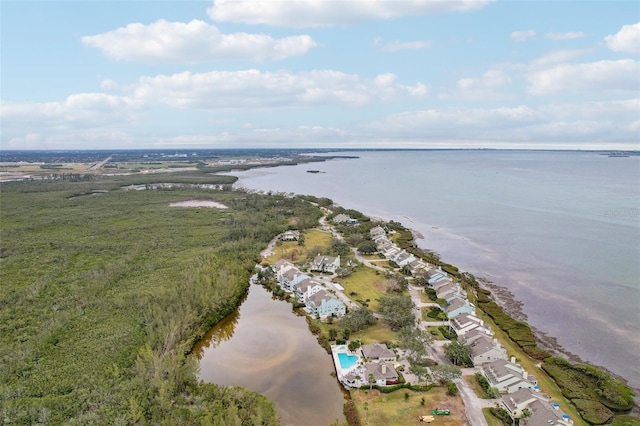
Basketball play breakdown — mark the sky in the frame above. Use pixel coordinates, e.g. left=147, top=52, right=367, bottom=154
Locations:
left=1, top=0, right=639, bottom=150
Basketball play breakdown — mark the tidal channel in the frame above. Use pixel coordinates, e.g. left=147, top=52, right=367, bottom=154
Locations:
left=194, top=282, right=347, bottom=426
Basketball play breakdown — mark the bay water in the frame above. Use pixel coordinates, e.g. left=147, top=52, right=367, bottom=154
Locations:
left=225, top=150, right=640, bottom=389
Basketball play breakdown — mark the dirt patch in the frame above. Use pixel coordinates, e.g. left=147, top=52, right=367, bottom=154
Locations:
left=169, top=200, right=228, bottom=209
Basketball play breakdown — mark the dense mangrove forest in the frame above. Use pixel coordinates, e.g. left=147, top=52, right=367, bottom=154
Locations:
left=0, top=173, right=322, bottom=424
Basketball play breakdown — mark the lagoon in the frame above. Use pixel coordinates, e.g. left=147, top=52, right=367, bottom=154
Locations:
left=194, top=283, right=347, bottom=426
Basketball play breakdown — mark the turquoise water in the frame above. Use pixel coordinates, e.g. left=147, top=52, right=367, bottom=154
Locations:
left=225, top=150, right=640, bottom=388
left=338, top=352, right=359, bottom=370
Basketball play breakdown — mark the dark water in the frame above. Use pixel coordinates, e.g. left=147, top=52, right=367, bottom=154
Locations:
left=223, top=150, right=640, bottom=388
left=194, top=283, right=347, bottom=426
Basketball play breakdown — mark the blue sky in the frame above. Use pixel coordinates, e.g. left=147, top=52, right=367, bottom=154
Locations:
left=1, top=0, right=639, bottom=150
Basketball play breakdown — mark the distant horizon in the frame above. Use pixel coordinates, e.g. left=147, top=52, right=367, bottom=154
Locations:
left=1, top=147, right=639, bottom=154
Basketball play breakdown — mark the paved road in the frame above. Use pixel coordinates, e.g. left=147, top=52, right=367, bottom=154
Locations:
left=89, top=155, right=112, bottom=170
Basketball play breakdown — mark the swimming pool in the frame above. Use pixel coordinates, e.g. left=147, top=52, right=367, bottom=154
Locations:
left=338, top=352, right=359, bottom=370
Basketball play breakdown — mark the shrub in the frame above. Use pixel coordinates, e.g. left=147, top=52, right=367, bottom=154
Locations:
left=610, top=415, right=640, bottom=426
left=573, top=399, right=614, bottom=425
left=343, top=400, right=362, bottom=426
left=446, top=381, right=458, bottom=396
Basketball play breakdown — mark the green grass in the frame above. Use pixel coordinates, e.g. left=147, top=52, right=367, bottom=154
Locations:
left=335, top=266, right=387, bottom=312
left=482, top=408, right=505, bottom=426
left=464, top=376, right=492, bottom=400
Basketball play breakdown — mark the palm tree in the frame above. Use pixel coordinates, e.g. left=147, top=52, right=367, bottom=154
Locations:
left=368, top=373, right=376, bottom=392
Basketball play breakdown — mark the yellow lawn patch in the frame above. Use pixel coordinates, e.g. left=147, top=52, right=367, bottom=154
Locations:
left=335, top=266, right=387, bottom=312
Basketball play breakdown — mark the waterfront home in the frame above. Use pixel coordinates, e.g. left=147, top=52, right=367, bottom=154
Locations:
left=279, top=230, right=300, bottom=241
left=521, top=399, right=574, bottom=426
left=370, top=225, right=386, bottom=239
left=306, top=289, right=346, bottom=318
left=391, top=250, right=416, bottom=267
left=408, top=259, right=429, bottom=275
left=272, top=259, right=295, bottom=278
left=293, top=278, right=324, bottom=303
left=310, top=255, right=341, bottom=274
left=501, top=388, right=573, bottom=425
left=482, top=359, right=537, bottom=394
left=469, top=335, right=507, bottom=365
left=333, top=214, right=350, bottom=224
left=450, top=313, right=490, bottom=336
left=361, top=343, right=396, bottom=362
left=435, top=281, right=465, bottom=302
left=426, top=267, right=448, bottom=284
left=459, top=328, right=493, bottom=345
left=363, top=360, right=399, bottom=386
left=445, top=297, right=475, bottom=319
left=280, top=268, right=308, bottom=291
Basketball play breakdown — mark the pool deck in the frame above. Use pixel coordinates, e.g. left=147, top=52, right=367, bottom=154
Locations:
left=330, top=344, right=362, bottom=381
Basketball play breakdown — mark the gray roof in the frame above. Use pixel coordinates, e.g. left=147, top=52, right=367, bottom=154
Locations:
left=361, top=343, right=395, bottom=360
left=470, top=335, right=498, bottom=357
left=363, top=360, right=398, bottom=381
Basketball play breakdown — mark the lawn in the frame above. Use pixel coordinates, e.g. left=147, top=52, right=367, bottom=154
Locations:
left=350, top=386, right=466, bottom=426
left=335, top=266, right=388, bottom=312
left=303, top=228, right=332, bottom=251
left=426, top=326, right=449, bottom=341
left=350, top=322, right=399, bottom=345
left=264, top=228, right=331, bottom=264
left=482, top=408, right=505, bottom=426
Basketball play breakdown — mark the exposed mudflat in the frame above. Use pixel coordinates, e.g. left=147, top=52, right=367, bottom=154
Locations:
left=169, top=200, right=228, bottom=209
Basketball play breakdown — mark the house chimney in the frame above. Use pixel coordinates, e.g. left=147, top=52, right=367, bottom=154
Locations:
left=381, top=362, right=387, bottom=374
left=510, top=356, right=516, bottom=363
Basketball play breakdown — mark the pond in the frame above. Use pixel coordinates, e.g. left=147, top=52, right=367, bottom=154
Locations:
left=194, top=282, right=347, bottom=426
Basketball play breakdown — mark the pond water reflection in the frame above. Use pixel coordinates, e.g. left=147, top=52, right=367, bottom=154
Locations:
left=195, top=283, right=347, bottom=426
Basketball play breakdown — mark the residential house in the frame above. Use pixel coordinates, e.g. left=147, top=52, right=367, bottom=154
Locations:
left=272, top=259, right=295, bottom=278
left=310, top=255, right=341, bottom=273
left=501, top=388, right=573, bottom=425
left=408, top=259, right=429, bottom=275
left=502, top=388, right=547, bottom=418
left=459, top=328, right=493, bottom=345
left=426, top=267, right=448, bottom=284
left=482, top=359, right=537, bottom=394
left=361, top=343, right=396, bottom=362
left=521, top=399, right=574, bottom=426
left=370, top=225, right=386, bottom=239
left=306, top=289, right=346, bottom=318
left=280, top=268, right=307, bottom=291
left=279, top=230, right=300, bottom=241
left=445, top=297, right=475, bottom=319
left=362, top=361, right=399, bottom=386
left=293, top=278, right=324, bottom=303
left=469, top=335, right=507, bottom=365
left=391, top=250, right=416, bottom=267
left=450, top=313, right=490, bottom=336
left=435, top=281, right=465, bottom=302
left=333, top=214, right=350, bottom=224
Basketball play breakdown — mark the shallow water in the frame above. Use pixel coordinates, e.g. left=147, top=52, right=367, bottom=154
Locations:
left=223, top=150, right=640, bottom=388
left=195, top=283, right=347, bottom=426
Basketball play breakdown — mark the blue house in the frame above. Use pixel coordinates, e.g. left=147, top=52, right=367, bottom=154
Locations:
left=306, top=289, right=346, bottom=318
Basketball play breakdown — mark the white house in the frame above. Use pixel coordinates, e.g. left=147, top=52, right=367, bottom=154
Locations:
left=470, top=335, right=507, bottom=365
left=391, top=250, right=416, bottom=267
left=501, top=388, right=573, bottom=425
left=370, top=225, right=386, bottom=239
left=482, top=359, right=537, bottom=394
left=450, top=313, right=490, bottom=336
left=306, top=289, right=346, bottom=318
left=293, top=278, right=324, bottom=303
left=310, top=255, right=341, bottom=273
left=345, top=361, right=399, bottom=387
left=279, top=230, right=300, bottom=241
left=279, top=268, right=308, bottom=291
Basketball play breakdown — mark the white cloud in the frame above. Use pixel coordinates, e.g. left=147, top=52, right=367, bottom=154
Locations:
left=457, top=69, right=511, bottom=91
left=605, top=22, right=640, bottom=54
left=207, top=0, right=491, bottom=27
left=530, top=48, right=591, bottom=67
left=374, top=37, right=432, bottom=52
left=82, top=19, right=316, bottom=63
left=1, top=93, right=140, bottom=128
left=546, top=31, right=587, bottom=40
left=510, top=30, right=536, bottom=42
left=526, top=59, right=640, bottom=95
left=366, top=99, right=640, bottom=145
left=133, top=69, right=428, bottom=109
